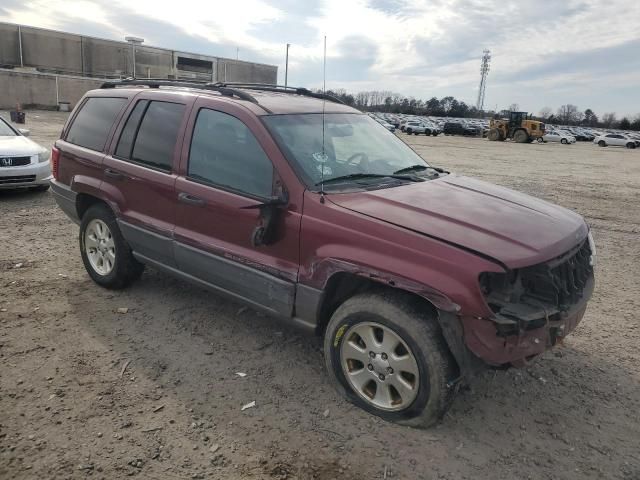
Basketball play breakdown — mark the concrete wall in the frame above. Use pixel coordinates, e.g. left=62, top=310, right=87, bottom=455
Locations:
left=0, top=70, right=103, bottom=109
left=0, top=23, right=20, bottom=66
left=0, top=22, right=277, bottom=83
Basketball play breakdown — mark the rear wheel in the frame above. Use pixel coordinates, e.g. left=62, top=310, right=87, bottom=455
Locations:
left=324, top=292, right=457, bottom=428
left=626, top=143, right=636, bottom=149
left=513, top=130, right=529, bottom=143
left=598, top=140, right=606, bottom=147
left=79, top=203, right=144, bottom=289
left=537, top=137, right=544, bottom=143
left=406, top=128, right=412, bottom=134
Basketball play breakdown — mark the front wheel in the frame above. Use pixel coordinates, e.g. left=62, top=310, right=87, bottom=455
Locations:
left=324, top=292, right=458, bottom=428
left=598, top=140, right=606, bottom=147
left=79, top=203, right=144, bottom=289
left=561, top=138, right=568, bottom=144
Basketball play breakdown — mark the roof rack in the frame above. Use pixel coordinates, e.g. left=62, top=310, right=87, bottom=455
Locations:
left=100, top=78, right=259, bottom=104
left=212, top=82, right=345, bottom=104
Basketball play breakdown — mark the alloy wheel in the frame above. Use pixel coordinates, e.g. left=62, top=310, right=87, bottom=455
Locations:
left=340, top=322, right=420, bottom=411
left=84, top=219, right=115, bottom=275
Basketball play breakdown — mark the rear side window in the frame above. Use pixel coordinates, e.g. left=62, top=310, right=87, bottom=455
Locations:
left=115, top=100, right=185, bottom=172
left=66, top=97, right=127, bottom=151
left=188, top=109, right=273, bottom=198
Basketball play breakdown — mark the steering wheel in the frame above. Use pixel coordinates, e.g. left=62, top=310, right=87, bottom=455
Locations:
left=346, top=152, right=370, bottom=171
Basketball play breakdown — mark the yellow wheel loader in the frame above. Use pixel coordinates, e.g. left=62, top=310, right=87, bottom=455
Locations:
left=488, top=111, right=545, bottom=143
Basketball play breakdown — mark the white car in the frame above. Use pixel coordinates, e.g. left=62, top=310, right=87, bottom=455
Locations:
left=594, top=133, right=637, bottom=149
left=0, top=116, right=51, bottom=191
left=539, top=131, right=576, bottom=144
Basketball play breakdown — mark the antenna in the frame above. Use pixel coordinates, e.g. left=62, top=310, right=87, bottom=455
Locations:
left=320, top=35, right=327, bottom=201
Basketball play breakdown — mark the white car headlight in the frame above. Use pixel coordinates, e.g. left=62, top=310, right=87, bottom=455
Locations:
left=38, top=149, right=50, bottom=163
left=587, top=230, right=597, bottom=267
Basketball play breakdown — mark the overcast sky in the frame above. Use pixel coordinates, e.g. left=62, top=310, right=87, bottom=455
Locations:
left=2, top=0, right=639, bottom=117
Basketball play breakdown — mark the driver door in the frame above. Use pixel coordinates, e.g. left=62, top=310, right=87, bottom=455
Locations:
left=173, top=100, right=301, bottom=317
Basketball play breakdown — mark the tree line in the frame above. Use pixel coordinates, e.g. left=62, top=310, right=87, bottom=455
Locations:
left=319, top=89, right=640, bottom=130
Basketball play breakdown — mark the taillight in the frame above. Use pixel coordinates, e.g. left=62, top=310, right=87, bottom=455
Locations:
left=51, top=146, right=60, bottom=180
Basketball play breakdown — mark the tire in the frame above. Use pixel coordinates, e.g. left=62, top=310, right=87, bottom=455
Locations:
left=513, top=130, right=529, bottom=143
left=598, top=141, right=606, bottom=147
left=626, top=143, right=636, bottom=149
left=487, top=129, right=501, bottom=141
left=406, top=128, right=412, bottom=134
left=79, top=203, right=144, bottom=289
left=561, top=138, right=568, bottom=144
left=537, top=137, right=544, bottom=143
left=30, top=184, right=50, bottom=192
left=323, top=291, right=457, bottom=428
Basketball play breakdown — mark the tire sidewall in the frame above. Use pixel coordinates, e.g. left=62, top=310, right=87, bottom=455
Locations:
left=324, top=310, right=432, bottom=423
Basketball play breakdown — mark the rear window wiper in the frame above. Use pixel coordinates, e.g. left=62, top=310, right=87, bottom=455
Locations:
left=314, top=173, right=422, bottom=186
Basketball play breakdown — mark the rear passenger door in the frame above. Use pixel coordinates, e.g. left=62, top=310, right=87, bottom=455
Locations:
left=102, top=92, right=193, bottom=267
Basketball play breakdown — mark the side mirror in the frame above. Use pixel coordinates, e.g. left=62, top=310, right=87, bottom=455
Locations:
left=241, top=191, right=289, bottom=247
left=18, top=128, right=30, bottom=137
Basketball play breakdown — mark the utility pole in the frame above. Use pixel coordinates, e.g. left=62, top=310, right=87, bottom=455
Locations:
left=476, top=49, right=491, bottom=112
left=236, top=47, right=239, bottom=60
left=125, top=36, right=144, bottom=78
left=284, top=43, right=290, bottom=88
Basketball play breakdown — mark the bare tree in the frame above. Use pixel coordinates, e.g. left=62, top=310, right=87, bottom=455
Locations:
left=538, top=107, right=552, bottom=119
left=602, top=112, right=617, bottom=128
left=509, top=103, right=520, bottom=112
left=557, top=104, right=581, bottom=125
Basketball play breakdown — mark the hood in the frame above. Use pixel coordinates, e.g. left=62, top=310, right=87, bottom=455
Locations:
left=328, top=174, right=588, bottom=269
left=0, top=135, right=44, bottom=156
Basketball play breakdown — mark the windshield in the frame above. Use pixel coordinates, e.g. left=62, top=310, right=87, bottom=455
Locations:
left=0, top=118, right=17, bottom=136
left=263, top=113, right=429, bottom=188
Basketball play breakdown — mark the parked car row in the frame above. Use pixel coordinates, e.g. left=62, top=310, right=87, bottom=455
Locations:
left=369, top=113, right=489, bottom=138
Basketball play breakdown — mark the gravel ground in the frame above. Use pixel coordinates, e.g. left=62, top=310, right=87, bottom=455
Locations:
left=1, top=111, right=639, bottom=480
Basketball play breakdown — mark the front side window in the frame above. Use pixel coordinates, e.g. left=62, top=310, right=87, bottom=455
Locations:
left=188, top=109, right=273, bottom=198
left=114, top=100, right=185, bottom=171
left=66, top=97, right=127, bottom=151
left=263, top=113, right=430, bottom=187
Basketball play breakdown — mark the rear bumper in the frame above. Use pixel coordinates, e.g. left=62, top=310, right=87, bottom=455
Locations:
left=461, top=275, right=594, bottom=366
left=0, top=161, right=52, bottom=189
left=50, top=180, right=80, bottom=224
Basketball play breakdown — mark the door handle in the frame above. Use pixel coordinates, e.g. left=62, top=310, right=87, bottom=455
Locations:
left=178, top=192, right=205, bottom=207
left=104, top=168, right=125, bottom=180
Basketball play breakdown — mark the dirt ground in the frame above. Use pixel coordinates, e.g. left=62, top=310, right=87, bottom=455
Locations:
left=1, top=110, right=639, bottom=480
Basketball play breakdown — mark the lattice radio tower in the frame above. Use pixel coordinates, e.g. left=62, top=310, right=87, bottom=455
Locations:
left=476, top=50, right=491, bottom=111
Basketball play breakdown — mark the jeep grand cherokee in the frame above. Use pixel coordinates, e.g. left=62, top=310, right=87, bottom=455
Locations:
left=51, top=80, right=595, bottom=427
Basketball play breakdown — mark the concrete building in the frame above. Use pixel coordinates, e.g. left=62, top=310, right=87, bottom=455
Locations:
left=0, top=22, right=278, bottom=109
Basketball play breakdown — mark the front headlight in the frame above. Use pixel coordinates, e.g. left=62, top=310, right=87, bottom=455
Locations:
left=38, top=149, right=50, bottom=163
left=587, top=231, right=597, bottom=267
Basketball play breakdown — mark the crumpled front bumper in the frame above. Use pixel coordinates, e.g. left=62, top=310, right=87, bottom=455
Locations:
left=461, top=275, right=594, bottom=366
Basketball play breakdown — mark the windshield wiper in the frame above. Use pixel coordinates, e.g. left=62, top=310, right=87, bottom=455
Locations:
left=314, top=173, right=422, bottom=186
left=393, top=165, right=449, bottom=175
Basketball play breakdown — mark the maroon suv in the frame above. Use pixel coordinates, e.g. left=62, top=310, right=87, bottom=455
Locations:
left=51, top=80, right=595, bottom=427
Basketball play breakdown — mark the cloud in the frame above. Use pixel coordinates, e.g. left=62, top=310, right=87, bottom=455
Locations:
left=1, top=0, right=639, bottom=116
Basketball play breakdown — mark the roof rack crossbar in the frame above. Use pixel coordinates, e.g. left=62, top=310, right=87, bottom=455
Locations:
left=100, top=79, right=259, bottom=104
left=212, top=82, right=345, bottom=105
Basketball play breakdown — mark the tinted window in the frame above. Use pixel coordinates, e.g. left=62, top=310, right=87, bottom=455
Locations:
left=66, top=97, right=127, bottom=151
left=188, top=109, right=273, bottom=198
left=115, top=100, right=148, bottom=159
left=130, top=101, right=185, bottom=171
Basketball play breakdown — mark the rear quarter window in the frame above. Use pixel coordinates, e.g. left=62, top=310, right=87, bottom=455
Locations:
left=66, top=97, right=127, bottom=151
